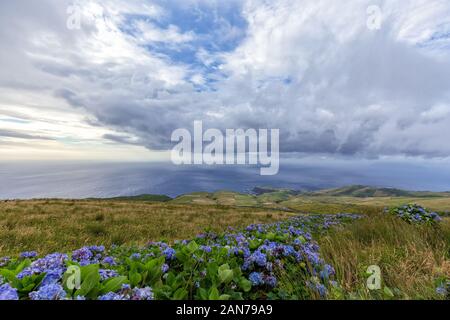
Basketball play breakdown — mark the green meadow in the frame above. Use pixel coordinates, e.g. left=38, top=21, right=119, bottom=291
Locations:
left=0, top=185, right=449, bottom=299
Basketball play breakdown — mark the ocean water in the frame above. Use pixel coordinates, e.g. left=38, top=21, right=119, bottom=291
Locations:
left=0, top=160, right=449, bottom=199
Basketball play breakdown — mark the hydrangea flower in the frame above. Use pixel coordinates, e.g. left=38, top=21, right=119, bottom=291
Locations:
left=161, top=264, right=170, bottom=274
left=99, top=269, right=119, bottom=281
left=320, top=264, right=335, bottom=280
left=387, top=204, right=442, bottom=225
left=99, top=285, right=154, bottom=301
left=1, top=213, right=361, bottom=300
left=98, top=292, right=125, bottom=300
left=20, top=251, right=37, bottom=259
left=130, top=253, right=141, bottom=260
left=251, top=251, right=267, bottom=267
left=131, top=287, right=153, bottom=300
left=249, top=272, right=264, bottom=286
left=0, top=257, right=11, bottom=268
left=0, top=283, right=19, bottom=300
left=162, top=248, right=176, bottom=260
left=29, top=284, right=67, bottom=300
left=41, top=270, right=64, bottom=287
left=307, top=281, right=328, bottom=298
left=200, top=245, right=212, bottom=253
left=72, top=247, right=93, bottom=263
left=263, top=275, right=277, bottom=288
left=436, top=283, right=448, bottom=297
left=18, top=253, right=68, bottom=279
left=102, top=256, right=116, bottom=266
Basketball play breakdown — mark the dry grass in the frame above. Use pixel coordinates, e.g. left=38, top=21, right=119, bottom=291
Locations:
left=318, top=213, right=450, bottom=299
left=281, top=195, right=450, bottom=213
left=0, top=199, right=293, bottom=256
left=1, top=198, right=448, bottom=299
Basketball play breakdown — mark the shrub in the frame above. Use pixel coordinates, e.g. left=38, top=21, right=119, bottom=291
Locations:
left=386, top=204, right=442, bottom=225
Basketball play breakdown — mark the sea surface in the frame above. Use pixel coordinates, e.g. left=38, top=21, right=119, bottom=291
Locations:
left=0, top=160, right=450, bottom=199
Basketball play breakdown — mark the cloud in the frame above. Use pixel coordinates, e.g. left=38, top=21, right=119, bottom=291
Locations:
left=0, top=129, right=55, bottom=140
left=1, top=0, right=450, bottom=160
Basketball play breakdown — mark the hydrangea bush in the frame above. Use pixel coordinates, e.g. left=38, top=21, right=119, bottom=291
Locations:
left=386, top=204, right=442, bottom=225
left=0, top=214, right=361, bottom=300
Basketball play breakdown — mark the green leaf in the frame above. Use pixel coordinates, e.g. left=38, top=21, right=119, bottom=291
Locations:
left=197, top=287, right=209, bottom=300
left=218, top=269, right=234, bottom=284
left=14, top=259, right=31, bottom=274
left=173, top=288, right=188, bottom=300
left=266, top=232, right=276, bottom=241
left=383, top=286, right=394, bottom=298
left=145, top=258, right=158, bottom=271
left=219, top=294, right=231, bottom=300
left=208, top=286, right=220, bottom=300
left=166, top=273, right=176, bottom=287
left=0, top=269, right=16, bottom=282
left=249, top=239, right=261, bottom=250
left=129, top=271, right=142, bottom=287
left=296, top=236, right=306, bottom=244
left=239, top=278, right=252, bottom=293
left=186, top=241, right=199, bottom=253
left=100, top=276, right=127, bottom=295
left=218, top=264, right=230, bottom=272
left=75, top=265, right=101, bottom=297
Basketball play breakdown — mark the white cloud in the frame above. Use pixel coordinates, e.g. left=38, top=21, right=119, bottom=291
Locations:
left=1, top=0, right=450, bottom=160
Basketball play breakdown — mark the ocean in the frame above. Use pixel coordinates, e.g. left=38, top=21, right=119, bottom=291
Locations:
left=0, top=159, right=449, bottom=199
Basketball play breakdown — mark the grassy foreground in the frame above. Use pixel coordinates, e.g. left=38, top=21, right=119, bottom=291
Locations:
left=0, top=200, right=293, bottom=256
left=319, top=214, right=449, bottom=299
left=0, top=198, right=448, bottom=300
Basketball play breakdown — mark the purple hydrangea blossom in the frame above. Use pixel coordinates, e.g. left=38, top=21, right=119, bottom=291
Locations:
left=41, top=270, right=64, bottom=287
left=130, top=287, right=153, bottom=300
left=29, top=284, right=67, bottom=300
left=98, top=292, right=125, bottom=300
left=102, top=256, right=116, bottom=266
left=99, top=269, right=119, bottom=281
left=251, top=251, right=267, bottom=267
left=161, top=264, right=170, bottom=274
left=20, top=251, right=37, bottom=259
left=200, top=245, right=212, bottom=253
left=162, top=248, right=176, bottom=260
left=0, top=257, right=10, bottom=268
left=130, top=253, right=141, bottom=260
left=18, top=253, right=68, bottom=279
left=263, top=275, right=277, bottom=288
left=249, top=272, right=264, bottom=286
left=0, top=283, right=19, bottom=300
left=99, top=284, right=154, bottom=301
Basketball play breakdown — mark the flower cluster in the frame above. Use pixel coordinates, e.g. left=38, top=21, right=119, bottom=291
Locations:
left=0, top=214, right=362, bottom=300
left=99, top=284, right=154, bottom=300
left=17, top=253, right=68, bottom=279
left=72, top=246, right=105, bottom=266
left=29, top=284, right=67, bottom=300
left=386, top=204, right=442, bottom=225
left=0, top=283, right=18, bottom=300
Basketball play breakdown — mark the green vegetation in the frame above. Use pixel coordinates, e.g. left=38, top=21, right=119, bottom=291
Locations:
left=0, top=185, right=449, bottom=300
left=165, top=186, right=450, bottom=213
left=0, top=200, right=293, bottom=256
left=305, top=185, right=449, bottom=198
left=318, top=214, right=449, bottom=299
left=101, top=194, right=172, bottom=202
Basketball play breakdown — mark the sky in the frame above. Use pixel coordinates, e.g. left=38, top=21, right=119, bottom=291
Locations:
left=1, top=0, right=450, bottom=163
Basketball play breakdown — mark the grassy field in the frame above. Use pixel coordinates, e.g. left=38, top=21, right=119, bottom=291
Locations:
left=0, top=193, right=449, bottom=300
left=318, top=215, right=450, bottom=299
left=0, top=200, right=293, bottom=256
left=280, top=196, right=450, bottom=213
left=169, top=190, right=450, bottom=214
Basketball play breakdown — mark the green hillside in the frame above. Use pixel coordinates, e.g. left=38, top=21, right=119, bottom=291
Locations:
left=307, top=185, right=449, bottom=198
